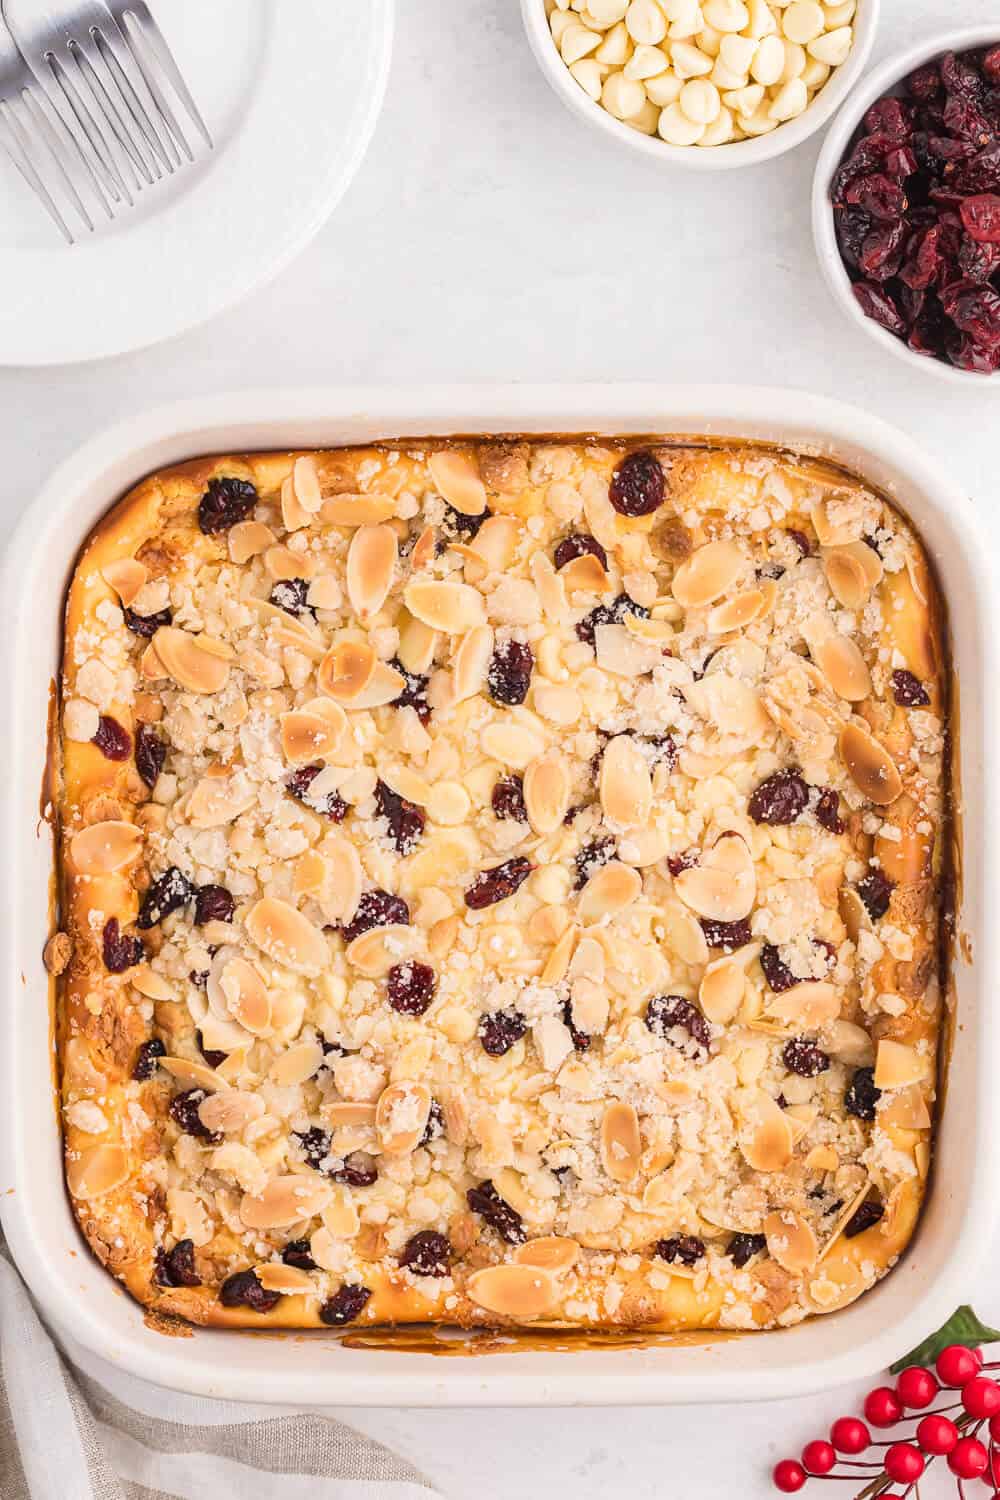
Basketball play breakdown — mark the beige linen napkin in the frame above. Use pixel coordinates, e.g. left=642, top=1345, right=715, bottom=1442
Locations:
left=0, top=1234, right=438, bottom=1500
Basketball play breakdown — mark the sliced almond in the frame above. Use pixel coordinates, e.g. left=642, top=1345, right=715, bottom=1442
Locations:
left=813, top=634, right=871, bottom=703
left=740, top=1090, right=794, bottom=1173
left=240, top=1175, right=333, bottom=1230
left=403, top=578, right=487, bottom=634
left=187, top=772, right=257, bottom=830
left=229, top=520, right=275, bottom=563
left=69, top=820, right=142, bottom=875
left=879, top=1085, right=932, bottom=1131
left=599, top=1101, right=641, bottom=1183
left=102, top=557, right=147, bottom=606
left=594, top=623, right=661, bottom=679
left=560, top=552, right=612, bottom=593
left=540, top=923, right=579, bottom=985
left=842, top=538, right=884, bottom=587
left=470, top=514, right=520, bottom=572
left=699, top=956, right=745, bottom=1024
left=683, top=675, right=769, bottom=740
left=811, top=495, right=864, bottom=547
left=823, top=1019, right=874, bottom=1067
left=129, top=964, right=173, bottom=1001
left=219, top=956, right=271, bottom=1035
left=481, top=720, right=546, bottom=769
left=707, top=587, right=767, bottom=635
left=293, top=454, right=323, bottom=513
left=465, top=1264, right=557, bottom=1319
left=661, top=903, right=710, bottom=966
left=316, top=835, right=364, bottom=927
left=322, top=1188, right=361, bottom=1240
left=269, top=1040, right=325, bottom=1087
left=675, top=834, right=755, bottom=922
left=839, top=886, right=871, bottom=944
left=265, top=543, right=315, bottom=582
left=765, top=1209, right=818, bottom=1275
left=839, top=723, right=902, bottom=806
left=317, top=640, right=377, bottom=703
left=140, top=641, right=166, bottom=681
left=245, top=896, right=328, bottom=975
left=766, top=982, right=840, bottom=1028
left=198, top=1090, right=264, bottom=1134
left=347, top=659, right=406, bottom=710
left=280, top=474, right=310, bottom=531
left=346, top=923, right=424, bottom=977
left=66, top=1143, right=129, bottom=1200
left=257, top=1263, right=315, bottom=1294
left=397, top=613, right=439, bottom=675
left=323, top=1102, right=378, bottom=1129
left=375, top=1080, right=432, bottom=1155
left=823, top=548, right=871, bottom=611
left=523, top=753, right=570, bottom=835
left=152, top=627, right=230, bottom=694
left=409, top=525, right=437, bottom=573
left=671, top=540, right=744, bottom=611
left=874, top=1039, right=928, bottom=1090
left=428, top=450, right=487, bottom=516
left=451, top=624, right=494, bottom=703
left=321, top=493, right=397, bottom=526
left=512, top=1237, right=580, bottom=1274
left=600, top=734, right=652, bottom=827
left=804, top=1144, right=839, bottom=1172
left=159, top=1056, right=228, bottom=1093
left=578, top=861, right=642, bottom=924
left=346, top=525, right=397, bottom=621
left=280, top=702, right=348, bottom=763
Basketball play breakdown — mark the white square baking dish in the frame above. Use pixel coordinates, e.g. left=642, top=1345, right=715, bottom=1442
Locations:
left=1, top=385, right=995, bottom=1406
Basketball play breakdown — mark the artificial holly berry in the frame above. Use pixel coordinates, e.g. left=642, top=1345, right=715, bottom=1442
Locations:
left=895, top=1364, right=938, bottom=1408
left=947, top=1435, right=989, bottom=1479
left=830, top=1416, right=870, bottom=1454
left=884, top=1443, right=925, bottom=1485
left=915, top=1412, right=958, bottom=1455
left=801, top=1440, right=836, bottom=1475
left=960, top=1374, right=1000, bottom=1417
left=864, top=1386, right=904, bottom=1427
left=772, top=1458, right=806, bottom=1492
left=936, top=1343, right=982, bottom=1387
left=990, top=1411, right=1000, bottom=1443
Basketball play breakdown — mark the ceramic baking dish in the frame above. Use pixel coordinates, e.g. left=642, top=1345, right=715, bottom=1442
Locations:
left=1, top=385, right=995, bottom=1406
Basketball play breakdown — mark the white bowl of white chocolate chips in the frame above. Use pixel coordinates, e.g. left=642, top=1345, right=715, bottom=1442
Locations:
left=522, top=0, right=879, bottom=166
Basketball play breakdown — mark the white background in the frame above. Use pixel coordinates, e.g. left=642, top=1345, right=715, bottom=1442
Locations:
left=4, top=0, right=1000, bottom=1495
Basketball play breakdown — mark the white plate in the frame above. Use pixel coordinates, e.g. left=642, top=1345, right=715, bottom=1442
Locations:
left=0, top=0, right=394, bottom=365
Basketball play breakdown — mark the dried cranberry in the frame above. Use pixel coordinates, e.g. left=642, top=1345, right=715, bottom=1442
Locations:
left=387, top=961, right=436, bottom=1015
left=728, top=1232, right=767, bottom=1268
left=852, top=280, right=908, bottom=337
left=857, top=868, right=895, bottom=920
left=645, top=994, right=710, bottom=1052
left=845, top=172, right=908, bottom=220
left=286, top=763, right=349, bottom=822
left=196, top=1030, right=226, bottom=1067
left=609, top=449, right=665, bottom=517
left=782, top=1038, right=830, bottom=1077
left=399, top=1230, right=452, bottom=1277
left=441, top=503, right=487, bottom=540
left=282, top=1239, right=317, bottom=1271
left=132, top=1037, right=166, bottom=1080
left=891, top=668, right=931, bottom=706
left=844, top=1199, right=885, bottom=1238
left=759, top=945, right=797, bottom=993
left=562, top=999, right=590, bottom=1053
left=342, top=889, right=410, bottom=943
left=942, top=51, right=985, bottom=104
left=465, top=856, right=533, bottom=909
left=332, top=1152, right=378, bottom=1188
left=219, top=1269, right=281, bottom=1313
left=135, top=724, right=166, bottom=789
left=169, top=1088, right=220, bottom=1142
left=574, top=835, right=616, bottom=890
left=92, top=714, right=131, bottom=762
left=137, top=866, right=196, bottom=928
left=102, top=917, right=144, bottom=972
left=487, top=639, right=534, bottom=706
left=198, top=477, right=257, bottom=535
left=899, top=223, right=944, bottom=288
left=421, top=1100, right=445, bottom=1147
left=861, top=219, right=908, bottom=281
left=666, top=848, right=698, bottom=877
left=835, top=205, right=873, bottom=269
left=845, top=1066, right=882, bottom=1121
left=154, top=1238, right=201, bottom=1288
left=319, top=1284, right=372, bottom=1326
left=269, top=578, right=314, bottom=618
left=295, top=1127, right=334, bottom=1172
left=958, top=230, right=1000, bottom=279
left=478, top=1007, right=527, bottom=1056
left=985, top=47, right=1000, bottom=85
left=815, top=788, right=845, bottom=835
left=699, top=917, right=753, bottom=950
left=576, top=592, right=649, bottom=645
left=467, top=1181, right=526, bottom=1244
left=190, top=971, right=209, bottom=990
left=374, top=778, right=425, bottom=854
left=492, top=774, right=527, bottom=821
left=864, top=97, right=913, bottom=141
left=194, top=884, right=235, bottom=925
left=654, top=1235, right=705, bottom=1266
left=554, top=533, right=608, bottom=570
left=749, top=768, right=809, bottom=825
left=390, top=658, right=431, bottom=725
left=124, top=604, right=172, bottom=637
left=907, top=62, right=943, bottom=102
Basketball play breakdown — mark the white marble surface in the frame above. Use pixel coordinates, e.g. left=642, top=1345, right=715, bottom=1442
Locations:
left=3, top=0, right=999, bottom=1494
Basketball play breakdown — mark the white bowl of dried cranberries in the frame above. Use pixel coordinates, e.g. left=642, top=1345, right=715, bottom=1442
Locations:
left=522, top=0, right=879, bottom=169
left=813, top=26, right=1000, bottom=383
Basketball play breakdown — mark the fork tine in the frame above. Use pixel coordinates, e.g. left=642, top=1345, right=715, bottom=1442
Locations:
left=91, top=26, right=171, bottom=177
left=45, top=48, right=131, bottom=205
left=69, top=35, right=153, bottom=186
left=0, top=98, right=74, bottom=243
left=113, top=11, right=193, bottom=163
left=115, top=2, right=211, bottom=150
left=19, top=85, right=95, bottom=232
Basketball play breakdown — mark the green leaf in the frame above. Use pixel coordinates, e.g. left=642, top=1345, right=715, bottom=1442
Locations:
left=890, top=1305, right=1000, bottom=1373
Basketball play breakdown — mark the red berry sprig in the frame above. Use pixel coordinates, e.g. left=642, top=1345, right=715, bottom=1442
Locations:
left=772, top=1344, right=1000, bottom=1498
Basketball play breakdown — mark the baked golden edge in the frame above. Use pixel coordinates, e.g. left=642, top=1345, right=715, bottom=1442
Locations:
left=56, top=444, right=945, bottom=1335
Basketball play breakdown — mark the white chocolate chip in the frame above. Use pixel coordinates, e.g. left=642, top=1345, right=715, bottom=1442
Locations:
left=697, top=26, right=722, bottom=57
left=594, top=19, right=631, bottom=61
left=711, top=57, right=749, bottom=89
left=702, top=0, right=748, bottom=32
left=750, top=33, right=785, bottom=84
left=719, top=33, right=757, bottom=72
left=588, top=0, right=630, bottom=22
left=769, top=74, right=808, bottom=119
left=561, top=23, right=602, bottom=63
left=679, top=77, right=721, bottom=122
left=823, top=0, right=854, bottom=24
left=808, top=25, right=851, bottom=65
left=671, top=40, right=713, bottom=77
left=625, top=0, right=668, bottom=44
left=724, top=82, right=764, bottom=115
left=699, top=101, right=734, bottom=142
left=780, top=40, right=806, bottom=79
left=741, top=99, right=779, bottom=133
left=624, top=42, right=669, bottom=78
left=746, top=0, right=777, bottom=33
left=801, top=56, right=830, bottom=87
left=646, top=69, right=684, bottom=103
left=781, top=0, right=825, bottom=43
left=602, top=71, right=647, bottom=116
left=570, top=58, right=606, bottom=97
left=658, top=99, right=706, bottom=141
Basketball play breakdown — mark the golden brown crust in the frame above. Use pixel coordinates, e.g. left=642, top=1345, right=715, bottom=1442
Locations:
left=55, top=439, right=947, bottom=1335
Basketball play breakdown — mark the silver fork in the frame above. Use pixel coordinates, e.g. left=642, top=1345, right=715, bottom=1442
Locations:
left=3, top=0, right=211, bottom=224
left=0, top=12, right=95, bottom=243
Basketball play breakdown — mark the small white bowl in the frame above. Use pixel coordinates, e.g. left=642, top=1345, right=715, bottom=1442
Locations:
left=813, top=24, right=1000, bottom=386
left=520, top=0, right=880, bottom=171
